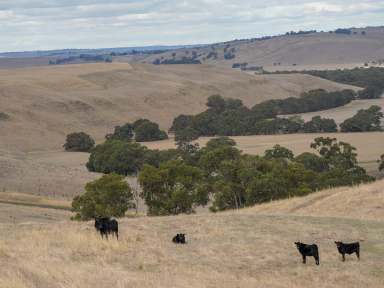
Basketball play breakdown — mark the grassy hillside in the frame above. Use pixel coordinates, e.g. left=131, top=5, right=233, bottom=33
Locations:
left=139, top=27, right=384, bottom=71
left=0, top=63, right=356, bottom=153
left=1, top=180, right=384, bottom=287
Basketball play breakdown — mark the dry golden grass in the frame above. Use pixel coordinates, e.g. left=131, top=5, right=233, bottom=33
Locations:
left=1, top=180, right=384, bottom=287
left=141, top=27, right=384, bottom=71
left=246, top=179, right=384, bottom=221
left=0, top=63, right=356, bottom=153
left=0, top=201, right=383, bottom=287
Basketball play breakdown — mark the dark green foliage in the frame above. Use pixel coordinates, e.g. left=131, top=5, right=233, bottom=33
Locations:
left=264, top=145, right=294, bottom=160
left=294, top=152, right=329, bottom=173
left=171, top=92, right=354, bottom=138
left=310, top=137, right=358, bottom=169
left=106, top=123, right=134, bottom=141
left=174, top=127, right=200, bottom=147
left=0, top=112, right=9, bottom=121
left=299, top=68, right=384, bottom=99
left=134, top=119, right=168, bottom=142
left=303, top=116, right=338, bottom=133
left=252, top=118, right=302, bottom=135
left=139, top=160, right=208, bottom=216
left=71, top=174, right=133, bottom=220
left=206, top=95, right=226, bottom=112
left=106, top=119, right=168, bottom=142
left=86, top=140, right=149, bottom=175
left=379, top=154, right=384, bottom=171
left=204, top=137, right=373, bottom=212
left=262, top=89, right=356, bottom=114
left=340, top=105, right=383, bottom=132
left=169, top=115, right=194, bottom=133
left=63, top=132, right=95, bottom=152
left=334, top=28, right=352, bottom=35
left=154, top=57, right=201, bottom=65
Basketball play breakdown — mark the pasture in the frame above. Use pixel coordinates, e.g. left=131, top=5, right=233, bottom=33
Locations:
left=1, top=180, right=384, bottom=287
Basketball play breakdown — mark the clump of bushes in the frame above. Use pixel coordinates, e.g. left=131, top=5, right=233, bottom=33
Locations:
left=106, top=119, right=168, bottom=142
left=63, top=132, right=95, bottom=152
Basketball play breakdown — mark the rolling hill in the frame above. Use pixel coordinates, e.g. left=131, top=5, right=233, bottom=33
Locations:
left=0, top=62, right=357, bottom=153
left=0, top=62, right=366, bottom=199
left=139, top=27, right=384, bottom=71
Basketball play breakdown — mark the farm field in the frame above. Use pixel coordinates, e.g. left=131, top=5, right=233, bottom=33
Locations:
left=0, top=179, right=383, bottom=288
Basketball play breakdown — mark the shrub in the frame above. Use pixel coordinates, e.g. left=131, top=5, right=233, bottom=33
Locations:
left=71, top=174, right=133, bottom=220
left=63, top=132, right=95, bottom=152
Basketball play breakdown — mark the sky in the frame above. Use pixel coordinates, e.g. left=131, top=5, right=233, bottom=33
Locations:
left=0, top=0, right=384, bottom=52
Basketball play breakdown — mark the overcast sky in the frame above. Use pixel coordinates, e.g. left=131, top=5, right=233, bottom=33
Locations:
left=1, top=0, right=384, bottom=52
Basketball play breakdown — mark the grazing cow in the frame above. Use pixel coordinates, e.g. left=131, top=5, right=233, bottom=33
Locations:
left=335, top=241, right=360, bottom=261
left=172, top=233, right=186, bottom=244
left=294, top=242, right=320, bottom=265
left=94, top=217, right=119, bottom=240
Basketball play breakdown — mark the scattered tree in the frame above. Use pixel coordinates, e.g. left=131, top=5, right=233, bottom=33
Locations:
left=63, top=132, right=95, bottom=152
left=71, top=174, right=133, bottom=220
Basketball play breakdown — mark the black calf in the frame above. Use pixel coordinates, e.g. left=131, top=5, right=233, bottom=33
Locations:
left=94, top=217, right=119, bottom=240
left=295, top=242, right=320, bottom=265
left=172, top=233, right=186, bottom=244
left=335, top=241, right=360, bottom=261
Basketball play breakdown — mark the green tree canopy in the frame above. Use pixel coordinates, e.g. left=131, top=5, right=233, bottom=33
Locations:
left=139, top=160, right=208, bottom=216
left=264, top=144, right=294, bottom=160
left=72, top=174, right=133, bottom=220
left=86, top=140, right=149, bottom=175
left=134, top=119, right=168, bottom=142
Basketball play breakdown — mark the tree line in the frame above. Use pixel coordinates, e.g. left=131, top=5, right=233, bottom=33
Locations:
left=72, top=135, right=375, bottom=220
left=63, top=118, right=168, bottom=152
left=266, top=67, right=384, bottom=99
left=170, top=94, right=383, bottom=139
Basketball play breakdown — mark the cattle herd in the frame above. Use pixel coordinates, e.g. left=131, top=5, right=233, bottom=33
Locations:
left=94, top=217, right=361, bottom=265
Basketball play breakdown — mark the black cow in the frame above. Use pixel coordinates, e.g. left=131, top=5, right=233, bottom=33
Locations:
left=94, top=217, right=119, bottom=240
left=294, top=242, right=320, bottom=265
left=172, top=233, right=186, bottom=244
left=335, top=241, right=360, bottom=261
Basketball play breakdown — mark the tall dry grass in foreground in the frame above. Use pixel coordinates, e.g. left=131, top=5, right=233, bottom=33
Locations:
left=0, top=209, right=383, bottom=288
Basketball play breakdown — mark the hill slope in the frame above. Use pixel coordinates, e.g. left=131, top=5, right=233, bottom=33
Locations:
left=140, top=27, right=384, bottom=71
left=1, top=180, right=384, bottom=288
left=0, top=63, right=356, bottom=153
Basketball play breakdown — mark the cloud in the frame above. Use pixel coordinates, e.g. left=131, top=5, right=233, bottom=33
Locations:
left=0, top=0, right=383, bottom=51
